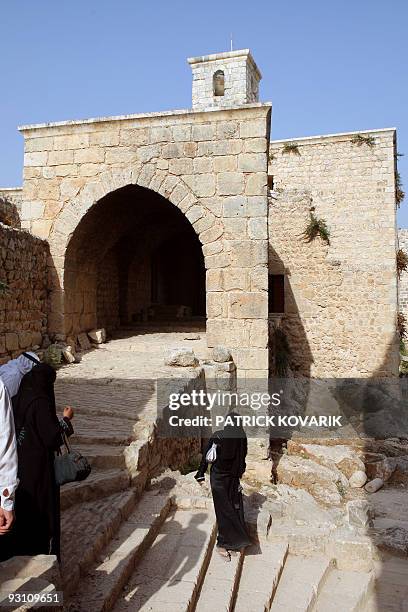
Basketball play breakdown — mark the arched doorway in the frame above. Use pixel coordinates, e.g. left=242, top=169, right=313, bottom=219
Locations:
left=63, top=184, right=206, bottom=338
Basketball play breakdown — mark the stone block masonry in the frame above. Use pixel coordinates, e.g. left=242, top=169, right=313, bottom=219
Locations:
left=268, top=129, right=399, bottom=377
left=18, top=102, right=272, bottom=376
left=0, top=223, right=49, bottom=363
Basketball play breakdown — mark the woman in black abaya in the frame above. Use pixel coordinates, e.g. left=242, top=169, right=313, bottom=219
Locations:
left=0, top=363, right=74, bottom=562
left=195, top=413, right=251, bottom=560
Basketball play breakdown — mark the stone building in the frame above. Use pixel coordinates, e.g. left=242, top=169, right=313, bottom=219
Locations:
left=0, top=49, right=401, bottom=376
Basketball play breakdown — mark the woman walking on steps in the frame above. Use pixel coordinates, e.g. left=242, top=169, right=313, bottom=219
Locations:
left=195, top=412, right=252, bottom=561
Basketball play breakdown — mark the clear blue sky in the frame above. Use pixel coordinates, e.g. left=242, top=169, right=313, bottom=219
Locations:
left=1, top=0, right=407, bottom=225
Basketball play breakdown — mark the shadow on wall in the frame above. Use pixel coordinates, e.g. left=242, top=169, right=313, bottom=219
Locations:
left=268, top=244, right=314, bottom=378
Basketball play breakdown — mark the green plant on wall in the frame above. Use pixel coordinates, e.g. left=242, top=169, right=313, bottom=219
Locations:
left=303, top=212, right=330, bottom=245
left=351, top=133, right=375, bottom=148
left=282, top=142, right=300, bottom=155
left=397, top=248, right=408, bottom=278
left=396, top=171, right=405, bottom=208
left=274, top=327, right=291, bottom=377
left=397, top=312, right=407, bottom=340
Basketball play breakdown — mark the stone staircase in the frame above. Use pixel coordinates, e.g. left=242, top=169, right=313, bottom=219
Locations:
left=62, top=486, right=375, bottom=612
left=2, top=332, right=401, bottom=611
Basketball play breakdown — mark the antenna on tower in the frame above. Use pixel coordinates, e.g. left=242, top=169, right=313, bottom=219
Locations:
left=230, top=33, right=233, bottom=52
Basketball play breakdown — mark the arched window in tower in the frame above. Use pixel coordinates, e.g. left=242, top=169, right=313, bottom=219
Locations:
left=213, top=70, right=225, bottom=96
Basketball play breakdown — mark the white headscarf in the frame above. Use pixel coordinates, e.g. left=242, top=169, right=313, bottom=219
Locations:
left=0, top=351, right=39, bottom=399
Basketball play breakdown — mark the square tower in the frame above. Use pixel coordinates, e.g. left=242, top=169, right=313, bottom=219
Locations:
left=188, top=49, right=262, bottom=110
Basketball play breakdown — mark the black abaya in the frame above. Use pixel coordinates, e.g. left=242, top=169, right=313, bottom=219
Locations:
left=0, top=364, right=72, bottom=562
left=195, top=414, right=251, bottom=551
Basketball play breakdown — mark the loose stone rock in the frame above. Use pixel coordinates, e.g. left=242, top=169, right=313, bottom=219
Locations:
left=276, top=454, right=349, bottom=506
left=364, top=477, right=384, bottom=493
left=346, top=500, right=370, bottom=529
left=88, top=328, right=106, bottom=344
left=212, top=346, right=232, bottom=363
left=349, top=470, right=368, bottom=488
left=164, top=347, right=198, bottom=367
left=78, top=332, right=91, bottom=351
left=62, top=345, right=77, bottom=364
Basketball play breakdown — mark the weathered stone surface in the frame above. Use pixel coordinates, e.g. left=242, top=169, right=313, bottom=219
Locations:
left=0, top=224, right=48, bottom=360
left=346, top=500, right=370, bottom=528
left=349, top=470, right=368, bottom=488
left=78, top=332, right=92, bottom=351
left=364, top=477, right=384, bottom=493
left=212, top=345, right=232, bottom=363
left=269, top=129, right=398, bottom=378
left=164, top=347, right=198, bottom=367
left=374, top=526, right=408, bottom=555
left=62, top=345, right=77, bottom=364
left=287, top=441, right=366, bottom=480
left=88, top=328, right=107, bottom=344
left=276, top=454, right=349, bottom=506
left=365, top=456, right=396, bottom=482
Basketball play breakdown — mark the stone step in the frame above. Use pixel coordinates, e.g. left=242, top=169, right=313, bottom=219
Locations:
left=271, top=554, right=333, bottom=611
left=55, top=383, right=156, bottom=421
left=313, top=569, right=374, bottom=612
left=113, top=507, right=216, bottom=612
left=359, top=558, right=408, bottom=612
left=233, top=541, right=288, bottom=612
left=194, top=546, right=244, bottom=612
left=74, top=444, right=127, bottom=469
left=61, top=489, right=137, bottom=594
left=60, top=468, right=131, bottom=510
left=66, top=493, right=172, bottom=611
left=70, top=430, right=134, bottom=446
left=64, top=404, right=139, bottom=422
left=67, top=413, right=137, bottom=443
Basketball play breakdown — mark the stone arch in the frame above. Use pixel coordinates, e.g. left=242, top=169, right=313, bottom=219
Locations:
left=47, top=167, right=217, bottom=338
left=48, top=166, right=220, bottom=257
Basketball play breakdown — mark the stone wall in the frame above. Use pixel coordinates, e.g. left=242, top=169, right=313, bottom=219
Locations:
left=268, top=129, right=399, bottom=377
left=18, top=103, right=271, bottom=376
left=0, top=223, right=49, bottom=363
left=398, top=229, right=408, bottom=320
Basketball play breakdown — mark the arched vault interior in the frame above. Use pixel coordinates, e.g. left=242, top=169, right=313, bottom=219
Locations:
left=64, top=185, right=206, bottom=336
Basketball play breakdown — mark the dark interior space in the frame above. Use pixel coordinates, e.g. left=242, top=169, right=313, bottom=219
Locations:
left=63, top=184, right=206, bottom=336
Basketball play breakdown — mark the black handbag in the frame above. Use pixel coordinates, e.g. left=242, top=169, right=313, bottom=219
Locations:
left=54, top=434, right=91, bottom=486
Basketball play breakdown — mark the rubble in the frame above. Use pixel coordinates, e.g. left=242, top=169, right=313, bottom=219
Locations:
left=77, top=332, right=92, bottom=351
left=349, top=470, right=368, bottom=488
left=164, top=347, right=198, bottom=367
left=88, top=328, right=106, bottom=344
left=212, top=345, right=232, bottom=363
left=364, top=478, right=384, bottom=493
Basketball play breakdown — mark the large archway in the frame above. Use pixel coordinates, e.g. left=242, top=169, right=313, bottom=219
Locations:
left=63, top=184, right=206, bottom=338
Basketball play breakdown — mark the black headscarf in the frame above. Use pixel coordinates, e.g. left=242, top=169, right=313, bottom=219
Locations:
left=13, top=363, right=57, bottom=431
left=222, top=411, right=247, bottom=439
